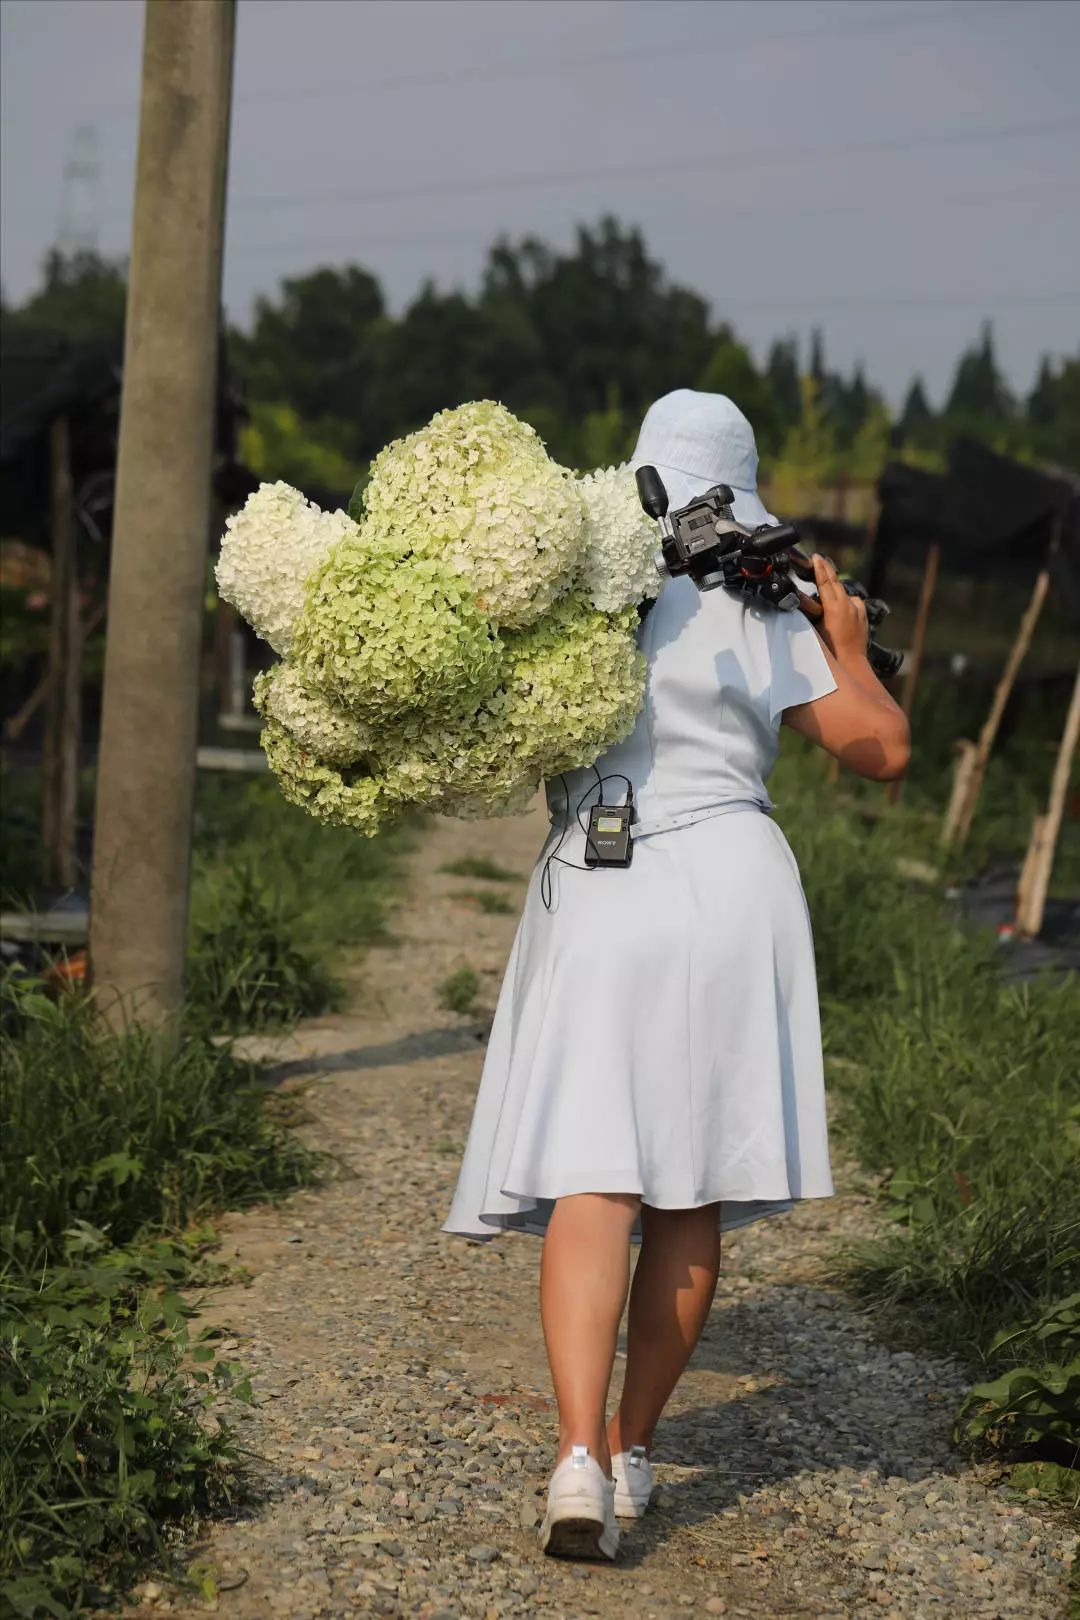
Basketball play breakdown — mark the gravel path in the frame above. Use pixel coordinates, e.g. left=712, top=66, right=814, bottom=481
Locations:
left=132, top=802, right=1076, bottom=1620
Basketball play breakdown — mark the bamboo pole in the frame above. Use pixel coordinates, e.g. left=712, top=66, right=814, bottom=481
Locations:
left=5, top=601, right=104, bottom=744
left=89, top=0, right=235, bottom=1028
left=887, top=541, right=940, bottom=804
left=1015, top=663, right=1080, bottom=939
left=941, top=739, right=978, bottom=848
left=1014, top=812, right=1047, bottom=929
left=41, top=416, right=81, bottom=892
left=942, top=567, right=1050, bottom=848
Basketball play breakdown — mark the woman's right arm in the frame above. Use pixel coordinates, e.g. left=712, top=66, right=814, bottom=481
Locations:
left=781, top=553, right=911, bottom=782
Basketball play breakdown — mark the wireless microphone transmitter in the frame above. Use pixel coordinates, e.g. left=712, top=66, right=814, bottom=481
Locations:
left=584, top=802, right=634, bottom=868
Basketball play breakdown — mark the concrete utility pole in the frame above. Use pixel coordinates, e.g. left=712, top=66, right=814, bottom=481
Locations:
left=90, top=0, right=235, bottom=1027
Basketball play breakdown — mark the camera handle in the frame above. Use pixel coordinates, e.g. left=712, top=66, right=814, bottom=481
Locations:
left=635, top=465, right=669, bottom=521
left=635, top=465, right=682, bottom=580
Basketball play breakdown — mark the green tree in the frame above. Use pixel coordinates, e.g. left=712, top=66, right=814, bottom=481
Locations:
left=477, top=218, right=714, bottom=424
left=847, top=397, right=892, bottom=483
left=576, top=387, right=637, bottom=472
left=1027, top=356, right=1057, bottom=430
left=371, top=283, right=494, bottom=446
left=770, top=375, right=837, bottom=503
left=766, top=336, right=801, bottom=435
left=1025, top=352, right=1080, bottom=470
left=697, top=329, right=782, bottom=454
left=809, top=326, right=826, bottom=385
left=898, top=376, right=935, bottom=444
left=943, top=321, right=1015, bottom=437
left=239, top=401, right=358, bottom=498
left=2, top=249, right=127, bottom=344
left=231, top=265, right=387, bottom=457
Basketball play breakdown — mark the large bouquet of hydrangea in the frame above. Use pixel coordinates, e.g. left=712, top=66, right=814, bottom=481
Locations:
left=216, top=401, right=659, bottom=836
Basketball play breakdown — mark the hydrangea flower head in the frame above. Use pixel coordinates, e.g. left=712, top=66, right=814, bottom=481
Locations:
left=252, top=662, right=371, bottom=767
left=216, top=481, right=355, bottom=654
left=261, top=719, right=386, bottom=837
left=361, top=401, right=586, bottom=629
left=292, top=522, right=504, bottom=723
left=498, top=591, right=646, bottom=778
left=577, top=463, right=662, bottom=613
left=370, top=592, right=645, bottom=820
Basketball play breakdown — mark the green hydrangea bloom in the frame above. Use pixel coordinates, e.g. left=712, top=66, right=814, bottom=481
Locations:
left=292, top=523, right=503, bottom=723
left=361, top=401, right=586, bottom=629
left=375, top=696, right=536, bottom=819
left=500, top=592, right=646, bottom=779
left=372, top=594, right=645, bottom=819
left=261, top=720, right=386, bottom=837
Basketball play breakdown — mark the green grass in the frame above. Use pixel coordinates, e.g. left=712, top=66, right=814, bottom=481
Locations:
left=0, top=971, right=316, bottom=1615
left=187, top=773, right=415, bottom=1030
left=440, top=855, right=523, bottom=883
left=438, top=965, right=480, bottom=1016
left=0, top=771, right=416, bottom=1613
left=775, top=742, right=1079, bottom=1351
left=0, top=976, right=314, bottom=1250
left=771, top=717, right=1080, bottom=1485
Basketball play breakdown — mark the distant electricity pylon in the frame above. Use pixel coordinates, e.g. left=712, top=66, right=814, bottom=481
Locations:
left=57, top=125, right=102, bottom=256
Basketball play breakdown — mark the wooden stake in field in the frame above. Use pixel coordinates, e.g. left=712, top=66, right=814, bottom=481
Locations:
left=941, top=566, right=1051, bottom=847
left=41, top=416, right=81, bottom=892
left=887, top=540, right=940, bottom=804
left=89, top=0, right=235, bottom=1027
left=1015, top=662, right=1080, bottom=939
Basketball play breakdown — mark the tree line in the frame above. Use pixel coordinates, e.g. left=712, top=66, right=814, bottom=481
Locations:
left=3, top=218, right=1077, bottom=495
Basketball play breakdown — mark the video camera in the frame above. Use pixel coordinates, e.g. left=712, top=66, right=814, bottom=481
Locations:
left=635, top=465, right=902, bottom=681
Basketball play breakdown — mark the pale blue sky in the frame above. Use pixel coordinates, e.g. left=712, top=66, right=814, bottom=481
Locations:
left=2, top=0, right=1078, bottom=407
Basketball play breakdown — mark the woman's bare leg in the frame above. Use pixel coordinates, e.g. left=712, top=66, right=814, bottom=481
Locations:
left=607, top=1203, right=722, bottom=1456
left=540, top=1192, right=641, bottom=1473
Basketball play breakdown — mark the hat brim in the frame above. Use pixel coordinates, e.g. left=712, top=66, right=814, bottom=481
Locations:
left=633, top=460, right=773, bottom=532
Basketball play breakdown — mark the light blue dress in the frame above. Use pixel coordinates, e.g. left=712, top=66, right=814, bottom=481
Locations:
left=443, top=569, right=839, bottom=1242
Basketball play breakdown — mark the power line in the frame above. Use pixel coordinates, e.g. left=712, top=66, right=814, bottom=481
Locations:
left=708, top=290, right=1079, bottom=312
left=222, top=177, right=1079, bottom=259
left=222, top=115, right=1080, bottom=215
left=15, top=109, right=1072, bottom=233
left=235, top=1, right=1008, bottom=108
left=22, top=0, right=1019, bottom=123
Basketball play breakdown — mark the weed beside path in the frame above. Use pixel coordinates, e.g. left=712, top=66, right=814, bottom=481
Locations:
left=0, top=778, right=413, bottom=1618
left=144, top=798, right=1076, bottom=1620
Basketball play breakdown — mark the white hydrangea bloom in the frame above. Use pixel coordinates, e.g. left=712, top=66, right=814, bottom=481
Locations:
left=361, top=401, right=586, bottom=630
left=216, top=482, right=358, bottom=654
left=577, top=463, right=662, bottom=613
left=252, top=663, right=371, bottom=768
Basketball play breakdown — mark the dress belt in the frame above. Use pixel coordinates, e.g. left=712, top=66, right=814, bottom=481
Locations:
left=546, top=797, right=769, bottom=842
left=631, top=799, right=769, bottom=838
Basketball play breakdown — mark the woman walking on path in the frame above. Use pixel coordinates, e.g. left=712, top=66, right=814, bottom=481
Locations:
left=443, top=390, right=910, bottom=1561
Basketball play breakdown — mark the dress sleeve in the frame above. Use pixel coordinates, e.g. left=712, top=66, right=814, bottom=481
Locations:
left=766, top=607, right=837, bottom=727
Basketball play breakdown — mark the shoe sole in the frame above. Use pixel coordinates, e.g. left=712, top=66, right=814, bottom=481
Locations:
left=539, top=1511, right=618, bottom=1560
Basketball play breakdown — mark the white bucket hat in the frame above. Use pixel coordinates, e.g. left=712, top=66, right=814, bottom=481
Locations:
left=630, top=388, right=774, bottom=530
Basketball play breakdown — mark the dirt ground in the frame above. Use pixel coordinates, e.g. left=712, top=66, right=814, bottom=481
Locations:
left=128, top=799, right=1076, bottom=1620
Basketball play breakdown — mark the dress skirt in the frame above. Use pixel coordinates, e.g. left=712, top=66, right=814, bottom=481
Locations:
left=442, top=803, right=834, bottom=1242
